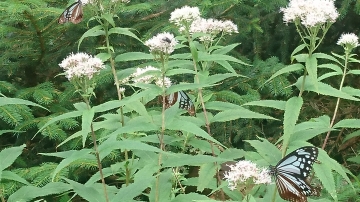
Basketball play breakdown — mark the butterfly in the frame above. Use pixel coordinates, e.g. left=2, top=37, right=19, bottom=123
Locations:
left=58, top=0, right=83, bottom=24
left=163, top=90, right=196, bottom=116
left=269, top=146, right=319, bottom=202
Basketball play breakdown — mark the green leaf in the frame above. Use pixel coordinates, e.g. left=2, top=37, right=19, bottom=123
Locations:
left=171, top=193, right=210, bottom=201
left=318, top=63, right=343, bottom=74
left=315, top=52, right=342, bottom=65
left=162, top=153, right=229, bottom=167
left=115, top=52, right=153, bottom=62
left=341, top=86, right=360, bottom=98
left=36, top=110, right=83, bottom=137
left=81, top=108, right=94, bottom=147
left=263, top=63, right=303, bottom=85
left=0, top=144, right=25, bottom=171
left=111, top=176, right=154, bottom=202
left=290, top=44, right=306, bottom=61
left=242, top=100, right=286, bottom=110
left=96, top=53, right=111, bottom=61
left=108, top=27, right=142, bottom=42
left=102, top=13, right=115, bottom=27
left=296, top=77, right=360, bottom=101
left=65, top=179, right=107, bottom=202
left=198, top=52, right=250, bottom=66
left=318, top=72, right=342, bottom=81
left=92, top=100, right=125, bottom=113
left=1, top=170, right=29, bottom=185
left=347, top=156, right=360, bottom=164
left=305, top=55, right=318, bottom=91
left=51, top=149, right=95, bottom=181
left=0, top=97, right=47, bottom=110
left=7, top=182, right=72, bottom=202
left=246, top=139, right=280, bottom=165
left=197, top=163, right=217, bottom=192
left=333, top=119, right=360, bottom=128
left=283, top=97, right=303, bottom=150
left=98, top=139, right=164, bottom=160
left=166, top=68, right=196, bottom=76
left=211, top=109, right=276, bottom=122
left=315, top=150, right=338, bottom=201
left=205, top=101, right=276, bottom=122
left=149, top=169, right=173, bottom=202
left=212, top=43, right=240, bottom=54
left=342, top=130, right=360, bottom=143
left=189, top=41, right=198, bottom=61
left=347, top=70, right=360, bottom=75
left=78, top=25, right=105, bottom=50
left=0, top=130, right=24, bottom=136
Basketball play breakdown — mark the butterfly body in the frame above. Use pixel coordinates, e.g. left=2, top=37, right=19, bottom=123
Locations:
left=164, top=90, right=196, bottom=116
left=58, top=0, right=83, bottom=24
left=270, top=146, right=318, bottom=202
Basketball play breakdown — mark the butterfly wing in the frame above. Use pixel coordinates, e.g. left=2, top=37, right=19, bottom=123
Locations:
left=163, top=91, right=195, bottom=116
left=58, top=0, right=83, bottom=24
left=271, top=146, right=318, bottom=202
left=178, top=90, right=196, bottom=116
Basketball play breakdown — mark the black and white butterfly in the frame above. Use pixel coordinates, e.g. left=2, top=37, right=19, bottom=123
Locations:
left=58, top=0, right=83, bottom=24
left=269, top=146, right=319, bottom=202
left=163, top=90, right=196, bottom=116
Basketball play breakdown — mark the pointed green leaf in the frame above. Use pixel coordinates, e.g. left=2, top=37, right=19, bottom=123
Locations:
left=264, top=63, right=303, bottom=85
left=102, top=13, right=115, bottom=27
left=81, top=108, right=94, bottom=146
left=1, top=171, right=30, bottom=185
left=108, top=27, right=142, bottom=42
left=296, top=77, right=360, bottom=101
left=333, top=119, right=360, bottom=129
left=212, top=43, right=240, bottom=54
left=0, top=144, right=25, bottom=171
left=242, top=100, right=286, bottom=110
left=7, top=182, right=71, bottom=202
left=197, top=163, right=217, bottom=192
left=65, top=179, right=107, bottom=202
left=283, top=97, right=303, bottom=150
left=51, top=149, right=95, bottom=181
left=0, top=97, right=47, bottom=110
left=78, top=25, right=105, bottom=49
left=305, top=55, right=318, bottom=91
left=115, top=52, right=153, bottom=62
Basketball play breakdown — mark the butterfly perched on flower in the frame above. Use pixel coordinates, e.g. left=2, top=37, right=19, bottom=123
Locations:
left=58, top=0, right=83, bottom=24
left=163, top=90, right=196, bottom=116
left=269, top=146, right=319, bottom=202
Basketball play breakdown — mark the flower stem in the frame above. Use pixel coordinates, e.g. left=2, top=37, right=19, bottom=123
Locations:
left=322, top=52, right=349, bottom=150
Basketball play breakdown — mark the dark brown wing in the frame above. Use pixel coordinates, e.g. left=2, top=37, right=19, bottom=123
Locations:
left=58, top=1, right=83, bottom=24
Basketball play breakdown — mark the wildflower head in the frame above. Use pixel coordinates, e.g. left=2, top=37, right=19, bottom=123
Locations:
left=223, top=160, right=271, bottom=191
left=59, top=52, right=105, bottom=81
left=144, top=32, right=178, bottom=55
left=190, top=18, right=238, bottom=42
left=280, top=0, right=338, bottom=28
left=337, top=33, right=359, bottom=51
left=170, top=6, right=201, bottom=32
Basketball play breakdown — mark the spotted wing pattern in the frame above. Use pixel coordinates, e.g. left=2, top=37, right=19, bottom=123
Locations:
left=164, top=91, right=195, bottom=116
left=270, top=146, right=318, bottom=202
left=58, top=0, right=83, bottom=24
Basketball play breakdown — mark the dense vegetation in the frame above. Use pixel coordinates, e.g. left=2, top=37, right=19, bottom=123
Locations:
left=0, top=0, right=359, bottom=201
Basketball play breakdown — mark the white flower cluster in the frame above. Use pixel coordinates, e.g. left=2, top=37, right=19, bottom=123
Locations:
left=190, top=18, right=238, bottom=41
left=169, top=6, right=238, bottom=42
left=337, top=33, right=359, bottom=48
left=144, top=32, right=178, bottom=55
left=59, top=52, right=105, bottom=80
left=120, top=66, right=172, bottom=88
left=223, top=160, right=271, bottom=190
left=169, top=6, right=200, bottom=28
left=280, top=0, right=339, bottom=28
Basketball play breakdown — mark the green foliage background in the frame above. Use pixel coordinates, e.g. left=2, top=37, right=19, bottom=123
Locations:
left=0, top=0, right=359, bottom=201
